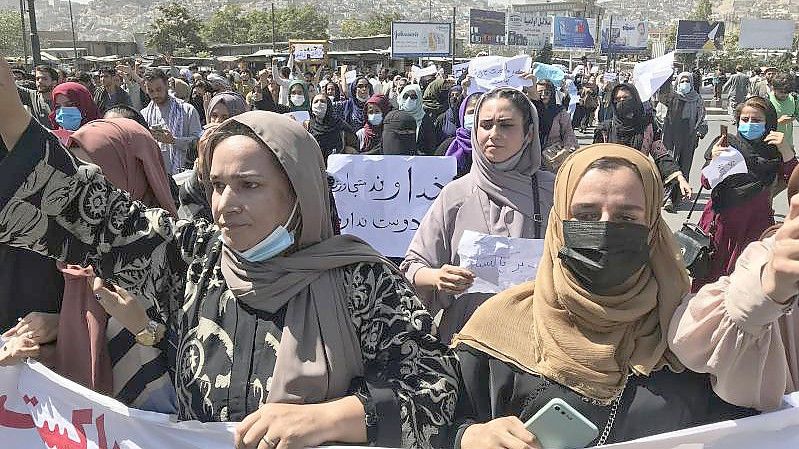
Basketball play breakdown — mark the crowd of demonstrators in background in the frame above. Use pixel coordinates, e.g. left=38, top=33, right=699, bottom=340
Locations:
left=723, top=65, right=751, bottom=116
left=691, top=96, right=797, bottom=292
left=402, top=87, right=554, bottom=344
left=662, top=71, right=708, bottom=211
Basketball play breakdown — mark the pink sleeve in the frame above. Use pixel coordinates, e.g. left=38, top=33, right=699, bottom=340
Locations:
left=781, top=157, right=798, bottom=182
left=669, top=238, right=799, bottom=411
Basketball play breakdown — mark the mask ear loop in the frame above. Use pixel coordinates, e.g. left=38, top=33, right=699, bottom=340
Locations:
left=284, top=199, right=301, bottom=233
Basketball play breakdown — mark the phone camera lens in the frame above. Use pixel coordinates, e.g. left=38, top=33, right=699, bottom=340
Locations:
left=554, top=406, right=560, bottom=411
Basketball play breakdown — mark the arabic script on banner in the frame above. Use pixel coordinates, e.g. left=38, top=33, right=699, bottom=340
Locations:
left=328, top=155, right=457, bottom=257
left=457, top=230, right=544, bottom=294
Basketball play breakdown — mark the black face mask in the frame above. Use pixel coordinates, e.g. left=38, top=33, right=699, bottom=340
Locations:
left=614, top=99, right=639, bottom=120
left=557, top=220, right=650, bottom=294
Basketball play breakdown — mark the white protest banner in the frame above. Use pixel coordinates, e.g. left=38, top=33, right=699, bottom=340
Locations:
left=413, top=64, right=438, bottom=79
left=327, top=155, right=456, bottom=257
left=344, top=70, right=357, bottom=86
left=467, top=55, right=534, bottom=94
left=291, top=41, right=326, bottom=61
left=457, top=230, right=544, bottom=294
left=452, top=61, right=470, bottom=79
left=284, top=110, right=310, bottom=123
left=603, top=72, right=618, bottom=82
left=633, top=51, right=674, bottom=102
left=701, top=147, right=748, bottom=189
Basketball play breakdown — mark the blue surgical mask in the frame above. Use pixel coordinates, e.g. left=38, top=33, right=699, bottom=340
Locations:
left=401, top=97, right=418, bottom=111
left=229, top=201, right=299, bottom=262
left=677, top=82, right=692, bottom=95
left=463, top=113, right=475, bottom=130
left=367, top=113, right=383, bottom=126
left=55, top=106, right=82, bottom=131
left=738, top=121, right=766, bottom=141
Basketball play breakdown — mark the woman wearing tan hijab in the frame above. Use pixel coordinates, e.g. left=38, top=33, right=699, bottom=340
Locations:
left=0, top=55, right=457, bottom=449
left=402, top=87, right=555, bottom=344
left=449, top=145, right=754, bottom=449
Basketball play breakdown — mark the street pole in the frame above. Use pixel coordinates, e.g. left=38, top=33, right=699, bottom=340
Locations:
left=271, top=3, right=276, bottom=52
left=606, top=15, right=613, bottom=72
left=26, top=0, right=41, bottom=66
left=451, top=7, right=456, bottom=68
left=428, top=0, right=432, bottom=21
left=19, top=0, right=28, bottom=68
left=68, top=0, right=79, bottom=64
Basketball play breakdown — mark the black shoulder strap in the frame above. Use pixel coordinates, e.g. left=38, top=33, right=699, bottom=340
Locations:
left=532, top=173, right=542, bottom=239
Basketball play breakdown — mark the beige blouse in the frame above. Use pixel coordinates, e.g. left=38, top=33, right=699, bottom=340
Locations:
left=669, top=237, right=799, bottom=411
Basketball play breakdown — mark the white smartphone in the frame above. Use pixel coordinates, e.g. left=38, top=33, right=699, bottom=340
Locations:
left=524, top=398, right=599, bottom=449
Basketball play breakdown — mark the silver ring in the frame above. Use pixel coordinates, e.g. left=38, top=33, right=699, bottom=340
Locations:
left=261, top=436, right=278, bottom=449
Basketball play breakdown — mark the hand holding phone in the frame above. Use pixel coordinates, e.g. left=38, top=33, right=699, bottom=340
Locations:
left=524, top=398, right=598, bottom=449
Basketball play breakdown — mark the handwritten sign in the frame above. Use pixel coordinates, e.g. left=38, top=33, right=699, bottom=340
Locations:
left=344, top=70, right=357, bottom=86
left=453, top=62, right=470, bottom=79
left=328, top=155, right=457, bottom=257
left=701, top=146, right=748, bottom=189
left=633, top=51, right=674, bottom=102
left=291, top=41, right=326, bottom=61
left=284, top=110, right=310, bottom=123
left=413, top=64, right=438, bottom=78
left=467, top=55, right=534, bottom=94
left=457, top=230, right=545, bottom=294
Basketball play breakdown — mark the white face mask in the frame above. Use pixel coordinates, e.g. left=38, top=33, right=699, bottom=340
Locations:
left=367, top=113, right=383, bottom=126
left=677, top=82, right=692, bottom=94
left=402, top=97, right=418, bottom=111
left=290, top=94, right=305, bottom=107
left=463, top=113, right=475, bottom=130
left=312, top=102, right=327, bottom=117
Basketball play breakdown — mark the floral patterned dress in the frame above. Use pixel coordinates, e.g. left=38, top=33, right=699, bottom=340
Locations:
left=0, top=119, right=459, bottom=448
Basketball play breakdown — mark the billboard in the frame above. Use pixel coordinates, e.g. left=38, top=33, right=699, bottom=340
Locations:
left=470, top=9, right=507, bottom=45
left=552, top=16, right=597, bottom=51
left=739, top=19, right=795, bottom=49
left=675, top=20, right=724, bottom=52
left=391, top=22, right=452, bottom=58
left=601, top=19, right=648, bottom=54
left=506, top=13, right=552, bottom=49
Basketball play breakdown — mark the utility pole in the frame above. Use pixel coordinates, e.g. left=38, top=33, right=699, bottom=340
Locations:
left=26, top=0, right=41, bottom=66
left=19, top=0, right=28, bottom=68
left=271, top=3, right=276, bottom=51
left=68, top=0, right=79, bottom=64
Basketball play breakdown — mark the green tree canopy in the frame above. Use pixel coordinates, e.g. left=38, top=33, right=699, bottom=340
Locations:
left=339, top=12, right=402, bottom=38
left=202, top=5, right=247, bottom=45
left=690, top=0, right=713, bottom=21
left=146, top=2, right=206, bottom=55
left=244, top=6, right=328, bottom=43
left=0, top=10, right=24, bottom=57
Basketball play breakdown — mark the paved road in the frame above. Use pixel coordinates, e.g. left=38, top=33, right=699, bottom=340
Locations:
left=574, top=114, right=799, bottom=232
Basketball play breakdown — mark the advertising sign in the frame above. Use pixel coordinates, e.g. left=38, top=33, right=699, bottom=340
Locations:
left=470, top=9, right=507, bottom=45
left=552, top=16, right=597, bottom=51
left=506, top=13, right=552, bottom=48
left=601, top=19, right=648, bottom=54
left=739, top=19, right=795, bottom=49
left=391, top=22, right=452, bottom=58
left=675, top=20, right=725, bottom=52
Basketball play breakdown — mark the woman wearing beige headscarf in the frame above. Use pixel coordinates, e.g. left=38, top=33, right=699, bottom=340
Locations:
left=448, top=145, right=755, bottom=449
left=401, top=87, right=555, bottom=344
left=0, top=56, right=458, bottom=449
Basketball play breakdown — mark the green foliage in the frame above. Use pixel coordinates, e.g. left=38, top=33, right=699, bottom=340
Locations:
left=244, top=6, right=329, bottom=43
left=339, top=12, right=402, bottom=38
left=202, top=5, right=247, bottom=45
left=146, top=2, right=206, bottom=55
left=690, top=0, right=713, bottom=21
left=536, top=42, right=553, bottom=64
left=0, top=10, right=24, bottom=57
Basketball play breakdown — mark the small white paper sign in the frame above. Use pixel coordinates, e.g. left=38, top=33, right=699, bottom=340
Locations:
left=701, top=146, right=748, bottom=189
left=453, top=61, right=470, bottom=78
left=603, top=72, right=618, bottom=82
left=285, top=110, right=310, bottom=123
left=413, top=65, right=438, bottom=78
left=457, top=230, right=545, bottom=294
left=344, top=70, right=357, bottom=86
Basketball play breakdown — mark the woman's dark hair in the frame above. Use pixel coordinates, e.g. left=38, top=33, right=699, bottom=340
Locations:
left=585, top=157, right=644, bottom=183
left=35, top=65, right=59, bottom=81
left=144, top=68, right=169, bottom=84
left=734, top=96, right=778, bottom=131
left=772, top=73, right=794, bottom=92
left=536, top=79, right=556, bottom=97
left=104, top=104, right=149, bottom=129
left=479, top=88, right=533, bottom=126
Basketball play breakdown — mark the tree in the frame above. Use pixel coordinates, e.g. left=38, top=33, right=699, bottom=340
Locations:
left=244, top=6, right=328, bottom=43
left=0, top=10, right=24, bottom=57
left=202, top=5, right=248, bottom=45
left=146, top=2, right=206, bottom=55
left=339, top=13, right=402, bottom=38
left=690, top=0, right=712, bottom=21
left=535, top=42, right=553, bottom=65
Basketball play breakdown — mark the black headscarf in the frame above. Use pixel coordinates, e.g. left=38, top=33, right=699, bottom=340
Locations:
left=538, top=83, right=564, bottom=147
left=382, top=110, right=418, bottom=155
left=309, top=96, right=348, bottom=160
left=608, top=83, right=649, bottom=150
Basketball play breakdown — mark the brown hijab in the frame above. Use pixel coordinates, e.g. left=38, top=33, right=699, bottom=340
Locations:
left=452, top=144, right=690, bottom=404
left=55, top=118, right=178, bottom=395
left=207, top=111, right=394, bottom=403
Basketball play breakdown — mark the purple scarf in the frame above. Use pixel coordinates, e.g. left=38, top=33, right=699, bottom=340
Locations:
left=446, top=93, right=481, bottom=174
